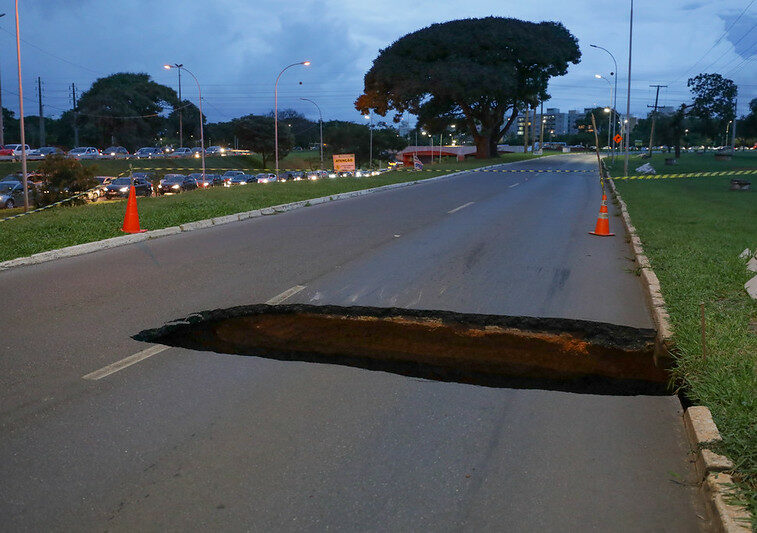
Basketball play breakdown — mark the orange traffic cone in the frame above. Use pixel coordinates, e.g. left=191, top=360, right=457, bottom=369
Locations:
left=589, top=194, right=615, bottom=237
left=121, top=185, right=147, bottom=233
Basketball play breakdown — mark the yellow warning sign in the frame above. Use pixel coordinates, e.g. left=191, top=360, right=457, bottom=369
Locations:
left=333, top=154, right=356, bottom=172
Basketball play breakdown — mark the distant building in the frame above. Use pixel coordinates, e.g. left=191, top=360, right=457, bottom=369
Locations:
left=511, top=106, right=636, bottom=139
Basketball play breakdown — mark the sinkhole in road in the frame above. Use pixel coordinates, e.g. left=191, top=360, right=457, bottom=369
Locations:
left=135, top=304, right=671, bottom=395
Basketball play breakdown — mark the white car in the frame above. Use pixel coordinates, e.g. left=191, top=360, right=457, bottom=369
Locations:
left=170, top=147, right=193, bottom=158
left=0, top=144, right=31, bottom=160
left=68, top=146, right=101, bottom=160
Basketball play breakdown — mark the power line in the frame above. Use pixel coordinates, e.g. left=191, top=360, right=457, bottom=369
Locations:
left=671, top=0, right=756, bottom=82
left=698, top=19, right=757, bottom=74
left=0, top=27, right=103, bottom=76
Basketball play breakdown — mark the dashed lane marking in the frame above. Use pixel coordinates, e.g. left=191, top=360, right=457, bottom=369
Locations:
left=82, top=344, right=170, bottom=380
left=509, top=182, right=520, bottom=188
left=447, top=202, right=475, bottom=214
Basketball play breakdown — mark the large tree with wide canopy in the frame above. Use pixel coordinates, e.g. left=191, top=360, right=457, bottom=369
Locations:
left=355, top=17, right=581, bottom=158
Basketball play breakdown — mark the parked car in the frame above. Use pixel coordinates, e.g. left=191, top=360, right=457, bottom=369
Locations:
left=0, top=144, right=31, bottom=160
left=27, top=146, right=65, bottom=160
left=134, top=147, right=164, bottom=159
left=102, top=146, right=130, bottom=159
left=306, top=170, right=328, bottom=181
left=0, top=181, right=29, bottom=209
left=255, top=172, right=277, bottom=183
left=206, top=146, right=226, bottom=156
left=169, top=147, right=193, bottom=158
left=221, top=170, right=245, bottom=186
left=68, top=147, right=100, bottom=160
left=188, top=173, right=221, bottom=188
left=227, top=174, right=253, bottom=185
left=158, top=174, right=197, bottom=194
left=90, top=176, right=115, bottom=200
left=103, top=176, right=153, bottom=199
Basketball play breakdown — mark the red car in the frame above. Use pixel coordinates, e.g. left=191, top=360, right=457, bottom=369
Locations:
left=0, top=144, right=31, bottom=159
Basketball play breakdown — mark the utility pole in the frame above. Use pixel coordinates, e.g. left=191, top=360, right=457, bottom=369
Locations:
left=37, top=76, right=44, bottom=146
left=71, top=83, right=79, bottom=147
left=647, top=84, right=666, bottom=156
left=531, top=105, right=537, bottom=153
left=523, top=104, right=529, bottom=153
left=623, top=0, right=634, bottom=176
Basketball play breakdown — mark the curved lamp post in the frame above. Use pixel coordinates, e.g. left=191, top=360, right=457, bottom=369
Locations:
left=595, top=74, right=613, bottom=152
left=300, top=97, right=323, bottom=173
left=590, top=44, right=619, bottom=161
left=164, top=64, right=205, bottom=181
left=275, top=61, right=310, bottom=179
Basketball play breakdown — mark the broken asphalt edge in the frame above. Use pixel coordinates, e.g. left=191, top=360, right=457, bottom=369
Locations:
left=608, top=177, right=752, bottom=533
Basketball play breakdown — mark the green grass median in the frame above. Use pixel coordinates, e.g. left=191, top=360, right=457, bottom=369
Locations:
left=0, top=153, right=542, bottom=263
left=608, top=151, right=757, bottom=525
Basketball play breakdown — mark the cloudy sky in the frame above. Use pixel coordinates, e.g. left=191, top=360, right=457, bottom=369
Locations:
left=2, top=0, right=755, bottom=126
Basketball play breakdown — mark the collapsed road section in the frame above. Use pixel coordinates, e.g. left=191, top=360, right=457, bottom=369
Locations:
left=135, top=304, right=670, bottom=395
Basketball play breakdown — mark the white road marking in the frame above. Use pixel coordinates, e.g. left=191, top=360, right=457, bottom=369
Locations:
left=266, top=285, right=306, bottom=305
left=509, top=182, right=520, bottom=188
left=82, top=344, right=170, bottom=381
left=447, top=201, right=475, bottom=214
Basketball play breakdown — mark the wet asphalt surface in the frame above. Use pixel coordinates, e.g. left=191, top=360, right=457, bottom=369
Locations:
left=0, top=154, right=704, bottom=531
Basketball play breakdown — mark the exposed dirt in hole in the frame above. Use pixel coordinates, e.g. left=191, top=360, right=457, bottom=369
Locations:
left=135, top=304, right=670, bottom=395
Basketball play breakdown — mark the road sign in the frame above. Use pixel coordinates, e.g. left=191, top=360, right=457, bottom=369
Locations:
left=333, top=154, right=355, bottom=172
left=613, top=134, right=622, bottom=144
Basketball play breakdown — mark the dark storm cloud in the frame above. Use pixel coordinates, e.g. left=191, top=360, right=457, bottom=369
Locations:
left=2, top=0, right=755, bottom=123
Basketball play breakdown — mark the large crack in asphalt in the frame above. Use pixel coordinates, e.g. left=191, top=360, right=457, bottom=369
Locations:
left=134, top=304, right=670, bottom=395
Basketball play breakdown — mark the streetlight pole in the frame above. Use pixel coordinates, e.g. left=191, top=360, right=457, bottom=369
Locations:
left=300, top=97, right=323, bottom=173
left=164, top=64, right=204, bottom=181
left=172, top=64, right=183, bottom=147
left=0, top=13, right=5, bottom=147
left=275, top=61, right=310, bottom=179
left=623, top=0, right=634, bottom=176
left=364, top=112, right=373, bottom=168
left=595, top=74, right=613, bottom=153
left=590, top=44, right=618, bottom=161
left=15, top=1, right=28, bottom=211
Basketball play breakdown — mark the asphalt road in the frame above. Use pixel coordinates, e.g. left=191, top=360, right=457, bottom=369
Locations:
left=0, top=154, right=704, bottom=531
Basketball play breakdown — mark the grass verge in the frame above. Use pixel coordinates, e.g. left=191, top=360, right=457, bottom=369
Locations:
left=607, top=152, right=757, bottom=527
left=0, top=153, right=543, bottom=263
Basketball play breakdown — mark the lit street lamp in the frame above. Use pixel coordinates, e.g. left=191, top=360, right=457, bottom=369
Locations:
left=275, top=61, right=310, bottom=180
left=590, top=44, right=618, bottom=161
left=164, top=64, right=205, bottom=181
left=364, top=112, right=373, bottom=168
left=595, top=74, right=613, bottom=154
left=300, top=97, right=323, bottom=173
left=169, top=63, right=183, bottom=147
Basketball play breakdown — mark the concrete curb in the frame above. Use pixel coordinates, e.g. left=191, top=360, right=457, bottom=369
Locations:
left=607, top=178, right=674, bottom=360
left=0, top=165, right=496, bottom=273
left=608, top=178, right=753, bottom=533
left=684, top=406, right=751, bottom=532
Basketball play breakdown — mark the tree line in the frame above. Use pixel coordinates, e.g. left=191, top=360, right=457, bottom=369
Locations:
left=1, top=72, right=407, bottom=166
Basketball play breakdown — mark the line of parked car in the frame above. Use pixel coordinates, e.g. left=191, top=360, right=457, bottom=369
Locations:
left=0, top=144, right=229, bottom=161
left=1, top=167, right=389, bottom=209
